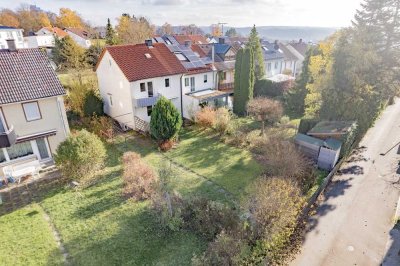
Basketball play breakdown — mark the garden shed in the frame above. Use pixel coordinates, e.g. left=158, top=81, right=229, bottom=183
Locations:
left=307, top=121, right=356, bottom=140
left=294, top=133, right=342, bottom=171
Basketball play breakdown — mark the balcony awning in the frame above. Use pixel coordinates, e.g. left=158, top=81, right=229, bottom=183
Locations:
left=135, top=95, right=160, bottom=108
left=16, top=129, right=57, bottom=143
left=187, top=89, right=231, bottom=103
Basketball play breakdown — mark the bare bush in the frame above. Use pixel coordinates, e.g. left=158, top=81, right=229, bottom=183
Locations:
left=258, top=138, right=314, bottom=186
left=195, top=106, right=216, bottom=128
left=215, top=107, right=232, bottom=135
left=122, top=152, right=158, bottom=201
left=246, top=177, right=305, bottom=264
left=247, top=97, right=283, bottom=135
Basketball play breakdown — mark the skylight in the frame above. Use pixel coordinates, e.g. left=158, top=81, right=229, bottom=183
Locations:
left=145, top=53, right=152, bottom=59
left=174, top=52, right=189, bottom=62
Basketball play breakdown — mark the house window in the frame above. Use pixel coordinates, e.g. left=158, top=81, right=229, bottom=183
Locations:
left=185, top=78, right=189, bottom=87
left=22, top=102, right=41, bottom=121
left=147, top=82, right=154, bottom=97
left=204, top=74, right=207, bottom=83
left=108, top=94, right=113, bottom=107
left=267, top=63, right=271, bottom=71
left=275, top=62, right=279, bottom=69
left=140, top=83, right=146, bottom=92
left=147, top=106, right=153, bottom=116
left=165, top=78, right=170, bottom=87
left=190, top=77, right=195, bottom=92
left=221, top=72, right=226, bottom=81
left=36, top=138, right=50, bottom=160
left=6, top=141, right=34, bottom=160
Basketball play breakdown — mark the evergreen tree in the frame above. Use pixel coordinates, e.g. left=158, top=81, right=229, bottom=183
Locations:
left=234, top=47, right=255, bottom=116
left=233, top=49, right=243, bottom=115
left=150, top=96, right=182, bottom=143
left=225, top=28, right=237, bottom=37
left=246, top=25, right=265, bottom=80
left=105, top=18, right=117, bottom=45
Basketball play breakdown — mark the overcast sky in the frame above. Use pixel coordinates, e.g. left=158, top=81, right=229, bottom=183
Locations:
left=1, top=0, right=363, bottom=28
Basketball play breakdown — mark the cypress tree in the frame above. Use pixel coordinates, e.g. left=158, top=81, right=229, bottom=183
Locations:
left=234, top=47, right=255, bottom=116
left=150, top=96, right=182, bottom=143
left=233, top=49, right=244, bottom=115
left=246, top=25, right=265, bottom=80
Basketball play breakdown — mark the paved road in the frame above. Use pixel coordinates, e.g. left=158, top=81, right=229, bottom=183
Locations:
left=291, top=100, right=400, bottom=266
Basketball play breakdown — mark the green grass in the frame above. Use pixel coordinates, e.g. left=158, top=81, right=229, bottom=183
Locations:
left=167, top=128, right=263, bottom=198
left=0, top=204, right=63, bottom=265
left=58, top=69, right=97, bottom=88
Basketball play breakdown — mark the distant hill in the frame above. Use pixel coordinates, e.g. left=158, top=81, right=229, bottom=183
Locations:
left=198, top=26, right=339, bottom=42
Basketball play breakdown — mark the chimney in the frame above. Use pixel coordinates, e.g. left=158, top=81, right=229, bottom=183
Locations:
left=6, top=39, right=17, bottom=52
left=274, top=40, right=279, bottom=50
left=218, top=37, right=225, bottom=44
left=145, top=39, right=153, bottom=47
left=211, top=44, right=215, bottom=63
left=184, top=40, right=192, bottom=47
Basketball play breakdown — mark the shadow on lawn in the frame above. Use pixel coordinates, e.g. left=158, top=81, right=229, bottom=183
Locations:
left=61, top=203, right=206, bottom=266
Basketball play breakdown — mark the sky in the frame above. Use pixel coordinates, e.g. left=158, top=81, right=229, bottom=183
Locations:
left=1, top=0, right=363, bottom=28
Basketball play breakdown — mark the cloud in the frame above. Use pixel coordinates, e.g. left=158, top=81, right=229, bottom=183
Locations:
left=141, top=0, right=186, bottom=5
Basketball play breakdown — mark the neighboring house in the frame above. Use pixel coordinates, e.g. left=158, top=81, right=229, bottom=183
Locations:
left=287, top=39, right=309, bottom=75
left=36, top=27, right=68, bottom=39
left=211, top=38, right=237, bottom=92
left=24, top=35, right=55, bottom=48
left=0, top=43, right=70, bottom=175
left=64, top=28, right=92, bottom=48
left=261, top=41, right=285, bottom=78
left=95, top=41, right=187, bottom=131
left=0, top=26, right=25, bottom=49
left=93, top=26, right=106, bottom=39
left=278, top=43, right=300, bottom=77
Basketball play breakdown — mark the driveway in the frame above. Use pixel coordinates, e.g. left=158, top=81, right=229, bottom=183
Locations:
left=291, top=100, right=400, bottom=266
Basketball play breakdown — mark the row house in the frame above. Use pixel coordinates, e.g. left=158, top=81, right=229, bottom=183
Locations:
left=96, top=39, right=231, bottom=132
left=0, top=42, right=70, bottom=175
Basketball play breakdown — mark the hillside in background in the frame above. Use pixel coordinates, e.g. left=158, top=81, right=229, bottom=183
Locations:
left=195, top=26, right=338, bottom=42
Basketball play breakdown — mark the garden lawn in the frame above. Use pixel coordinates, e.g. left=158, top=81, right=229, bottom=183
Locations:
left=0, top=203, right=63, bottom=265
left=167, top=128, right=263, bottom=197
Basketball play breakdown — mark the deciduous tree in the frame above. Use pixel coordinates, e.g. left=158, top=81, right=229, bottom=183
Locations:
left=247, top=97, right=283, bottom=135
left=56, top=8, right=84, bottom=28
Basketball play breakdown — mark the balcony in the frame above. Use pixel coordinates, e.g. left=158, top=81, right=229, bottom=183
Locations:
left=134, top=94, right=160, bottom=108
left=0, top=126, right=17, bottom=148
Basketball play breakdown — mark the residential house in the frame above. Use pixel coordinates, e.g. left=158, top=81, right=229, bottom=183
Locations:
left=261, top=41, right=285, bottom=78
left=0, top=26, right=25, bottom=49
left=24, top=35, right=55, bottom=49
left=64, top=28, right=92, bottom=48
left=95, top=41, right=187, bottom=131
left=0, top=43, right=70, bottom=175
left=36, top=27, right=68, bottom=39
left=211, top=38, right=237, bottom=92
left=173, top=34, right=209, bottom=45
left=278, top=43, right=300, bottom=77
left=286, top=39, right=309, bottom=76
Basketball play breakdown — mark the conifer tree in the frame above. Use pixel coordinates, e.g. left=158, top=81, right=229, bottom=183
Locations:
left=105, top=18, right=117, bottom=45
left=234, top=48, right=255, bottom=116
left=246, top=25, right=265, bottom=80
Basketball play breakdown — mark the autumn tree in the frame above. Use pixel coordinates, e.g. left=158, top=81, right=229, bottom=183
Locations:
left=211, top=24, right=222, bottom=37
left=56, top=8, right=84, bottom=28
left=53, top=36, right=86, bottom=69
left=116, top=14, right=154, bottom=44
left=247, top=97, right=283, bottom=135
left=0, top=9, right=19, bottom=28
left=246, top=25, right=265, bottom=80
left=156, top=22, right=174, bottom=35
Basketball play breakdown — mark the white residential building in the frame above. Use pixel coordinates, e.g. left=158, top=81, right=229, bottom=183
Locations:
left=24, top=35, right=55, bottom=48
left=0, top=26, right=25, bottom=49
left=64, top=28, right=91, bottom=48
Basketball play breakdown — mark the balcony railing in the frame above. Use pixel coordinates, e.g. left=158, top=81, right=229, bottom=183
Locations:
left=0, top=126, right=17, bottom=148
left=134, top=94, right=160, bottom=108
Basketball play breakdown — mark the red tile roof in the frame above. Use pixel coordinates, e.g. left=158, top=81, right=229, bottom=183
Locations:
left=43, top=27, right=67, bottom=38
left=174, top=35, right=209, bottom=45
left=0, top=49, right=65, bottom=105
left=65, top=28, right=90, bottom=40
left=191, top=44, right=208, bottom=58
left=97, top=43, right=187, bottom=82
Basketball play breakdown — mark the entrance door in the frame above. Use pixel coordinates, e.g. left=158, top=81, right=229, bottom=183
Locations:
left=36, top=138, right=51, bottom=160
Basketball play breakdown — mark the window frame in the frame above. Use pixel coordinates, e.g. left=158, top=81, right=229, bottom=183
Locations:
left=147, top=106, right=153, bottom=117
left=140, top=82, right=146, bottom=92
left=165, top=78, right=170, bottom=88
left=108, top=94, right=113, bottom=107
left=185, top=78, right=189, bottom=87
left=204, top=74, right=207, bottom=83
left=22, top=101, right=42, bottom=122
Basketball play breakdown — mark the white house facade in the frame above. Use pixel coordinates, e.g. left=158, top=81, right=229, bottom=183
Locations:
left=0, top=26, right=25, bottom=49
left=65, top=28, right=91, bottom=48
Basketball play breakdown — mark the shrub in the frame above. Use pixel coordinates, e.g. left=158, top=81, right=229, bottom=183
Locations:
left=83, top=90, right=104, bottom=117
left=214, top=107, right=232, bottom=135
left=192, top=231, right=250, bottom=266
left=150, top=96, right=182, bottom=147
left=246, top=177, right=305, bottom=264
left=195, top=106, right=216, bottom=128
left=181, top=197, right=239, bottom=240
left=122, top=152, right=158, bottom=201
left=258, top=138, right=314, bottom=187
left=247, top=97, right=283, bottom=134
left=254, top=79, right=276, bottom=97
left=88, top=115, right=115, bottom=141
left=55, top=129, right=106, bottom=181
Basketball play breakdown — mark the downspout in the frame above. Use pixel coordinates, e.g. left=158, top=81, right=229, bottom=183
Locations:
left=180, top=74, right=184, bottom=120
left=57, top=96, right=69, bottom=137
